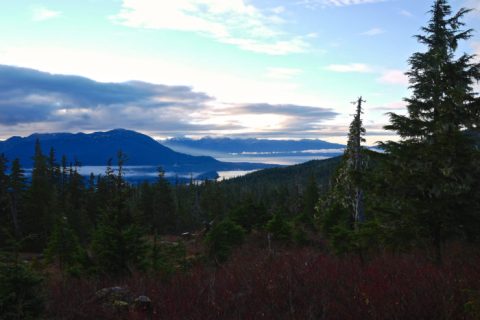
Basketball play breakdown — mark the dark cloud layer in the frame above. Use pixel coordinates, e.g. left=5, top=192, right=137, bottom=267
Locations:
left=0, top=65, right=339, bottom=137
left=0, top=65, right=212, bottom=129
left=0, top=65, right=211, bottom=108
left=230, top=103, right=339, bottom=135
left=235, top=103, right=338, bottom=119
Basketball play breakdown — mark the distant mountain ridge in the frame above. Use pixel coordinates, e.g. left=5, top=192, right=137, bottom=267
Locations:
left=0, top=129, right=274, bottom=172
left=164, top=137, right=345, bottom=154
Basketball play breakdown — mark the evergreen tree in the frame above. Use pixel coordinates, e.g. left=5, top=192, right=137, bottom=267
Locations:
left=44, top=216, right=83, bottom=274
left=347, top=97, right=367, bottom=228
left=0, top=154, right=11, bottom=243
left=229, top=196, right=269, bottom=232
left=65, top=160, right=88, bottom=241
left=135, top=182, right=155, bottom=229
left=47, top=147, right=60, bottom=187
left=83, top=173, right=99, bottom=232
left=318, top=98, right=370, bottom=253
left=380, top=0, right=480, bottom=262
left=267, top=212, right=292, bottom=242
left=9, top=159, right=26, bottom=239
left=0, top=237, right=44, bottom=320
left=152, top=168, right=176, bottom=234
left=205, top=219, right=244, bottom=263
left=60, top=155, right=68, bottom=195
left=25, top=139, right=53, bottom=250
left=91, top=152, right=147, bottom=275
left=91, top=211, right=147, bottom=275
left=199, top=179, right=226, bottom=222
left=297, top=174, right=318, bottom=229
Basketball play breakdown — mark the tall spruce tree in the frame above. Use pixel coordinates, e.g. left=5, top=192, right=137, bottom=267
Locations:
left=347, top=97, right=366, bottom=229
left=9, top=159, right=26, bottom=239
left=318, top=98, right=369, bottom=253
left=45, top=215, right=83, bottom=273
left=152, top=168, right=176, bottom=234
left=381, top=0, right=480, bottom=262
left=26, top=139, right=53, bottom=250
left=91, top=151, right=147, bottom=275
left=0, top=154, right=10, bottom=243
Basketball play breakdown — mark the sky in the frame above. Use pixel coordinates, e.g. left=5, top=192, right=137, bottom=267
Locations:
left=0, top=0, right=479, bottom=144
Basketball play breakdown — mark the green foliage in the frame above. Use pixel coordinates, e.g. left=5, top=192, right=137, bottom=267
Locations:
left=327, top=220, right=382, bottom=255
left=9, top=159, right=26, bottom=239
left=0, top=154, right=11, bottom=246
left=229, top=197, right=269, bottom=232
left=379, top=0, right=480, bottom=261
left=318, top=192, right=350, bottom=236
left=91, top=211, right=147, bottom=275
left=297, top=174, right=319, bottom=231
left=317, top=153, right=370, bottom=252
left=205, top=219, right=245, bottom=263
left=464, top=289, right=480, bottom=318
left=25, top=139, right=54, bottom=251
left=152, top=169, right=177, bottom=234
left=329, top=225, right=355, bottom=255
left=292, top=226, right=309, bottom=246
left=64, top=164, right=89, bottom=242
left=316, top=96, right=371, bottom=255
left=134, top=168, right=178, bottom=235
left=224, top=157, right=341, bottom=191
left=266, top=213, right=292, bottom=242
left=317, top=150, right=389, bottom=255
left=44, top=216, right=84, bottom=275
left=150, top=235, right=187, bottom=276
left=0, top=239, right=44, bottom=320
left=91, top=152, right=148, bottom=275
left=200, top=180, right=226, bottom=222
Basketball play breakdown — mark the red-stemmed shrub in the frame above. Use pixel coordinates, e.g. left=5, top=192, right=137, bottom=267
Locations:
left=46, top=243, right=480, bottom=319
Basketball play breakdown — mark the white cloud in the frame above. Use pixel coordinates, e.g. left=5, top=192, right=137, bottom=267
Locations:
left=266, top=67, right=303, bottom=80
left=111, top=0, right=308, bottom=55
left=325, top=63, right=373, bottom=73
left=378, top=69, right=409, bottom=85
left=271, top=6, right=285, bottom=14
left=220, top=37, right=307, bottom=55
left=361, top=28, right=385, bottom=36
left=300, top=0, right=386, bottom=8
left=399, top=9, right=413, bottom=17
left=0, top=45, right=333, bottom=108
left=31, top=6, right=61, bottom=21
left=325, top=0, right=385, bottom=5
left=465, top=0, right=479, bottom=13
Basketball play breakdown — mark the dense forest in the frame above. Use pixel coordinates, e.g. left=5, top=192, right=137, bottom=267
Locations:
left=1, top=0, right=480, bottom=319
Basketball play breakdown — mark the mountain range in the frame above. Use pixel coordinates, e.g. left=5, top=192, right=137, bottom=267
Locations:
left=0, top=129, right=274, bottom=173
left=163, top=137, right=345, bottom=162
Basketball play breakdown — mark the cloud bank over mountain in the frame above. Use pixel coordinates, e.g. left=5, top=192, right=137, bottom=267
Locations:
left=0, top=65, right=338, bottom=139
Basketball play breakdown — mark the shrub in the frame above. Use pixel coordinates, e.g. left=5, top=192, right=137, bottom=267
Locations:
left=0, top=243, right=44, bottom=320
left=266, top=213, right=292, bottom=241
left=91, top=220, right=148, bottom=276
left=150, top=236, right=187, bottom=276
left=44, top=216, right=85, bottom=275
left=45, top=244, right=480, bottom=319
left=205, top=219, right=244, bottom=263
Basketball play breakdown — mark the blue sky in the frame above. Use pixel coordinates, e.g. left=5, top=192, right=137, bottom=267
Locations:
left=0, top=0, right=479, bottom=144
